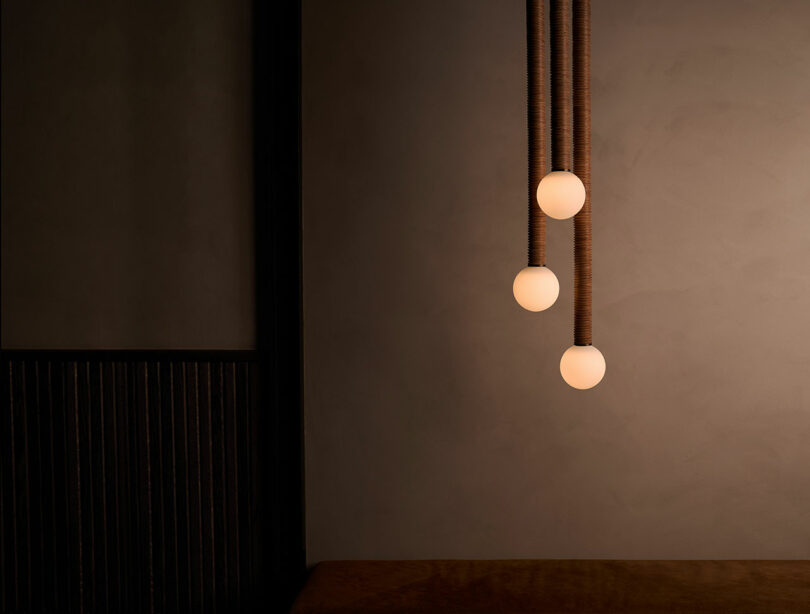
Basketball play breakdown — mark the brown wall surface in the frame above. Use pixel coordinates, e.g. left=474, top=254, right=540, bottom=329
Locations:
left=1, top=0, right=254, bottom=349
left=302, top=0, right=810, bottom=562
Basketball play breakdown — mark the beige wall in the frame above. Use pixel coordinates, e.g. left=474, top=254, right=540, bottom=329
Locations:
left=303, top=0, right=810, bottom=562
left=1, top=0, right=254, bottom=349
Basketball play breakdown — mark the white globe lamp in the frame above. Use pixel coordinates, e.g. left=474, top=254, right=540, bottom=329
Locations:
left=560, top=345, right=606, bottom=390
left=512, top=266, right=559, bottom=312
left=536, top=171, right=586, bottom=220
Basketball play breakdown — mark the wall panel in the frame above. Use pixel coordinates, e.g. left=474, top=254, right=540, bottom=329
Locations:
left=1, top=352, right=258, bottom=613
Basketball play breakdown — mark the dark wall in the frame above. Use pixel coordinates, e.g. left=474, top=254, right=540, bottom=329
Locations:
left=2, top=1, right=305, bottom=611
left=1, top=0, right=255, bottom=349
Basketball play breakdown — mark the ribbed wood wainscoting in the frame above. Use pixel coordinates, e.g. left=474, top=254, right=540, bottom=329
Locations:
left=1, top=351, right=258, bottom=614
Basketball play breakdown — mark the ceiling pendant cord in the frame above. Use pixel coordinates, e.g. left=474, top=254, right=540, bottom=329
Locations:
left=550, top=0, right=573, bottom=174
left=573, top=0, right=592, bottom=346
left=527, top=0, right=547, bottom=267
left=513, top=0, right=559, bottom=312
left=561, top=0, right=604, bottom=389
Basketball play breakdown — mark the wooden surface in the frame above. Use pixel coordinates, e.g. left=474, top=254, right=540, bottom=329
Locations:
left=292, top=559, right=810, bottom=613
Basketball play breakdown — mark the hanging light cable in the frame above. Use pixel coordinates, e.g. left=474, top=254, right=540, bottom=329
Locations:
left=537, top=0, right=585, bottom=221
left=513, top=0, right=559, bottom=312
left=560, top=0, right=606, bottom=389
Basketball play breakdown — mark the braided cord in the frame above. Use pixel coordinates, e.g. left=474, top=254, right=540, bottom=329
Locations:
left=527, top=0, right=547, bottom=266
left=550, top=0, right=572, bottom=171
left=573, top=0, right=592, bottom=345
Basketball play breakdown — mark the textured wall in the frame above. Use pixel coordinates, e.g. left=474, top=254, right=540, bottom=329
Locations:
left=1, top=0, right=254, bottom=349
left=302, top=0, right=810, bottom=562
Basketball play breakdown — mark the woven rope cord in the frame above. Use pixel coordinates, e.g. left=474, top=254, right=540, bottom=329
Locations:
left=573, top=0, right=592, bottom=345
left=527, top=0, right=546, bottom=266
left=551, top=0, right=572, bottom=171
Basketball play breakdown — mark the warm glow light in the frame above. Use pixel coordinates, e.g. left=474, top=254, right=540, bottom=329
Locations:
left=536, top=171, right=586, bottom=220
left=560, top=345, right=606, bottom=389
left=512, top=266, right=559, bottom=312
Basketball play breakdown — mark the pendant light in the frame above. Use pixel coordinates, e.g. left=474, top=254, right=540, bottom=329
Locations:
left=559, top=0, right=606, bottom=389
left=513, top=0, right=560, bottom=312
left=537, top=0, right=585, bottom=220
left=512, top=0, right=605, bottom=388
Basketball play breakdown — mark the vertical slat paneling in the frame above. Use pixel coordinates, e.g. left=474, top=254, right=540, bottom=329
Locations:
left=187, top=362, right=204, bottom=612
left=176, top=361, right=192, bottom=613
left=212, top=361, right=230, bottom=612
left=110, top=361, right=125, bottom=613
left=134, top=360, right=155, bottom=614
left=160, top=360, right=181, bottom=614
left=116, top=361, right=132, bottom=612
left=66, top=361, right=84, bottom=613
left=147, top=360, right=165, bottom=614
left=102, top=361, right=120, bottom=612
left=237, top=362, right=253, bottom=593
left=54, top=361, right=74, bottom=611
left=1, top=352, right=257, bottom=613
left=90, top=361, right=106, bottom=613
left=199, top=362, right=217, bottom=611
left=0, top=364, right=7, bottom=614
left=224, top=361, right=241, bottom=603
left=6, top=361, right=20, bottom=612
left=40, top=362, right=58, bottom=612
left=16, top=361, right=33, bottom=610
left=27, top=361, right=44, bottom=614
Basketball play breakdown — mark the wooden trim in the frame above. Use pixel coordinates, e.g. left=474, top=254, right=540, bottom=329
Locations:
left=1, top=350, right=259, bottom=362
left=252, top=0, right=306, bottom=611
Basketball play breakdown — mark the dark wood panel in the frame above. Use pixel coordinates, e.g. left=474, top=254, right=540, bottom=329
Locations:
left=1, top=353, right=258, bottom=613
left=253, top=0, right=307, bottom=609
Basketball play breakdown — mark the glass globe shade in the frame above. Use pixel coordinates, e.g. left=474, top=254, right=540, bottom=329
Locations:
left=536, top=171, right=586, bottom=220
left=512, top=266, right=559, bottom=312
left=560, top=345, right=606, bottom=389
